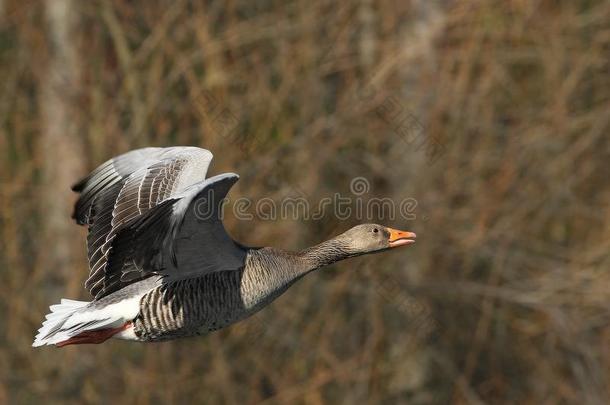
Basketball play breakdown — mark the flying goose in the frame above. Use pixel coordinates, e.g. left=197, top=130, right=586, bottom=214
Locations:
left=33, top=146, right=416, bottom=347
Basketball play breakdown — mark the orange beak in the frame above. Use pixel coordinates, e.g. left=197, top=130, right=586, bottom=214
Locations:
left=387, top=227, right=417, bottom=248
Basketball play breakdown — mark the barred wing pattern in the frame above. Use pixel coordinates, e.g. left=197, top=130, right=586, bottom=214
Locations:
left=105, top=173, right=246, bottom=285
left=71, top=147, right=213, bottom=299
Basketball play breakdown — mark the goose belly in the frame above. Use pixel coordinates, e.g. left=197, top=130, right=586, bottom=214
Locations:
left=132, top=271, right=252, bottom=341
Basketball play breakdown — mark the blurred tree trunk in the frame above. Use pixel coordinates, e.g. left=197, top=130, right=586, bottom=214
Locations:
left=359, top=0, right=375, bottom=69
left=40, top=0, right=84, bottom=282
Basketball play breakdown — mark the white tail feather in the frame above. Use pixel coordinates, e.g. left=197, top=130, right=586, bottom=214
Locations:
left=33, top=299, right=89, bottom=347
left=33, top=295, right=142, bottom=347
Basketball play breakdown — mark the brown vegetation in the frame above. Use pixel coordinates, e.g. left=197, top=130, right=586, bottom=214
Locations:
left=1, top=0, right=609, bottom=403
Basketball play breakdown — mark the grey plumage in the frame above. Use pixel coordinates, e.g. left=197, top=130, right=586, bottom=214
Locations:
left=75, top=146, right=213, bottom=298
left=130, top=239, right=360, bottom=342
left=132, top=247, right=312, bottom=341
left=33, top=146, right=416, bottom=346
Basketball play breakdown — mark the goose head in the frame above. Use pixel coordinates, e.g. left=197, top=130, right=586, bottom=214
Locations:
left=300, top=223, right=417, bottom=269
left=337, top=223, right=416, bottom=255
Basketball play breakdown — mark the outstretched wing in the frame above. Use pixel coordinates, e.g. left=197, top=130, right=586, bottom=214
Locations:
left=101, top=173, right=245, bottom=293
left=72, top=147, right=167, bottom=225
left=71, top=146, right=214, bottom=299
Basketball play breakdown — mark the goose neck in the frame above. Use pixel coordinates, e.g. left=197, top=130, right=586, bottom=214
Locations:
left=299, top=237, right=355, bottom=271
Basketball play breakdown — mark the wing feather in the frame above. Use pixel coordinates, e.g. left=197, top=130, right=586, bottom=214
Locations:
left=70, top=146, right=214, bottom=299
left=99, top=173, right=244, bottom=295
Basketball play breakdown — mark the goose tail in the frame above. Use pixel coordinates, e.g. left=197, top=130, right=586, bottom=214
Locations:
left=32, top=299, right=89, bottom=347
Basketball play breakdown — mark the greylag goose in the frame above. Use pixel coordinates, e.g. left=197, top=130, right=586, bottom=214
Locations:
left=33, top=146, right=416, bottom=347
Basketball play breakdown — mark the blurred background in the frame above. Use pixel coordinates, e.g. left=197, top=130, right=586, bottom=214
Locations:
left=1, top=0, right=609, bottom=403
